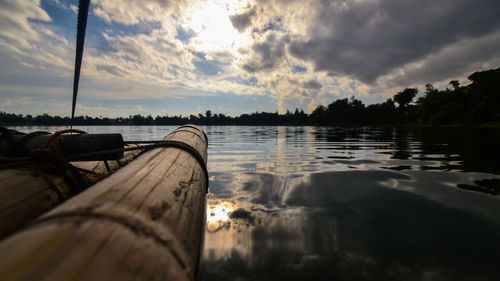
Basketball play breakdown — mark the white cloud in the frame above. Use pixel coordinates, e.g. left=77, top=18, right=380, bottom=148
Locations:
left=0, top=0, right=51, bottom=48
left=92, top=0, right=193, bottom=26
left=0, top=85, right=69, bottom=96
left=1, top=0, right=500, bottom=116
left=70, top=5, right=78, bottom=15
left=46, top=0, right=69, bottom=9
left=134, top=104, right=149, bottom=113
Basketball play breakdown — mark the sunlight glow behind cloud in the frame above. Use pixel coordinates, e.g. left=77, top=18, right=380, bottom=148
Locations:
left=1, top=0, right=499, bottom=117
left=186, top=0, right=251, bottom=53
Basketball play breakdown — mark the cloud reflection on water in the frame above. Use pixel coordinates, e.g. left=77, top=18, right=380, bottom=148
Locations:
left=202, top=171, right=500, bottom=281
left=201, top=126, right=500, bottom=281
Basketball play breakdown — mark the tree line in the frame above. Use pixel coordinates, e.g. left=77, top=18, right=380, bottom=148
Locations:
left=1, top=67, right=499, bottom=127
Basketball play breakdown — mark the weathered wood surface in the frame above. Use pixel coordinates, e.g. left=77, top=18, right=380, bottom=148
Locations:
left=0, top=169, right=76, bottom=239
left=0, top=125, right=208, bottom=281
left=0, top=146, right=140, bottom=240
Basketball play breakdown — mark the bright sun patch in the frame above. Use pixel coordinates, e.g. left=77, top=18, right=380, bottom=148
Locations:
left=185, top=0, right=251, bottom=53
left=206, top=201, right=235, bottom=232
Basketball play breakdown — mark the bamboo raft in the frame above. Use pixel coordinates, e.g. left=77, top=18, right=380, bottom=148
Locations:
left=0, top=131, right=140, bottom=239
left=0, top=125, right=208, bottom=281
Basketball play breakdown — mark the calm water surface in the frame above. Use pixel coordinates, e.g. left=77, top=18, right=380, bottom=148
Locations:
left=8, top=125, right=500, bottom=281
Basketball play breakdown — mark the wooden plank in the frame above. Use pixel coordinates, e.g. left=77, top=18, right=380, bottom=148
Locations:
left=0, top=125, right=208, bottom=281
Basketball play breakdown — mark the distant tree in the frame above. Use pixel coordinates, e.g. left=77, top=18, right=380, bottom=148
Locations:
left=310, top=105, right=327, bottom=125
left=394, top=88, right=418, bottom=107
left=425, top=84, right=438, bottom=95
left=468, top=68, right=500, bottom=100
left=449, top=80, right=460, bottom=90
left=467, top=67, right=500, bottom=122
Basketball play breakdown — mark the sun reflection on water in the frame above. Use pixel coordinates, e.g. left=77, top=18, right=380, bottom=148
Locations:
left=206, top=201, right=235, bottom=232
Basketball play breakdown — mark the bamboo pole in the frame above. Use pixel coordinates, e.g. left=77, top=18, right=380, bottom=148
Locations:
left=0, top=167, right=85, bottom=240
left=0, top=125, right=208, bottom=281
left=0, top=146, right=141, bottom=240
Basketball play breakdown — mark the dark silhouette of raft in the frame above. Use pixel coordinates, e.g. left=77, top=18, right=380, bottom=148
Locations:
left=0, top=125, right=208, bottom=281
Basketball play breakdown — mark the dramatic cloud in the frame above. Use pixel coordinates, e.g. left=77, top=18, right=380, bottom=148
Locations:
left=302, top=79, right=322, bottom=90
left=287, top=0, right=500, bottom=83
left=1, top=0, right=499, bottom=116
left=230, top=7, right=256, bottom=32
left=378, top=30, right=500, bottom=88
left=242, top=32, right=289, bottom=73
left=0, top=0, right=51, bottom=48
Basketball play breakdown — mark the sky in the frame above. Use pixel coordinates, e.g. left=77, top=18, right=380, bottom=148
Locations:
left=1, top=0, right=500, bottom=117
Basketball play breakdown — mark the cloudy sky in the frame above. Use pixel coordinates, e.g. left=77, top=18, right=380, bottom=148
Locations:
left=1, top=0, right=499, bottom=117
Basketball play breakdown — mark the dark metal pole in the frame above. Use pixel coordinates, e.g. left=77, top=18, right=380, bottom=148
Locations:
left=71, top=0, right=91, bottom=128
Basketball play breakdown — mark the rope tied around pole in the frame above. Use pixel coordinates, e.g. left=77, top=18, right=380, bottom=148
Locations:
left=1, top=129, right=87, bottom=173
left=1, top=135, right=209, bottom=192
left=4, top=131, right=51, bottom=155
left=67, top=140, right=210, bottom=192
left=0, top=129, right=90, bottom=193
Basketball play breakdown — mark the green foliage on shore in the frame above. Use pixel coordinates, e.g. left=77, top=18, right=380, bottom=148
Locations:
left=1, top=67, right=499, bottom=126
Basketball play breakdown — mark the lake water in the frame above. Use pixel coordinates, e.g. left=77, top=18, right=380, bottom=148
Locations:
left=7, top=125, right=500, bottom=280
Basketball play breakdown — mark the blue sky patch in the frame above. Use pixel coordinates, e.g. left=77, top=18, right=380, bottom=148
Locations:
left=293, top=66, right=307, bottom=73
left=176, top=27, right=195, bottom=42
left=194, top=60, right=225, bottom=76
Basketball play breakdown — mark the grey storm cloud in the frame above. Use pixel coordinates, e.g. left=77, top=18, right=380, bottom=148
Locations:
left=381, top=32, right=500, bottom=88
left=302, top=79, right=322, bottom=90
left=286, top=0, right=500, bottom=84
left=230, top=7, right=257, bottom=32
left=242, top=33, right=289, bottom=73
